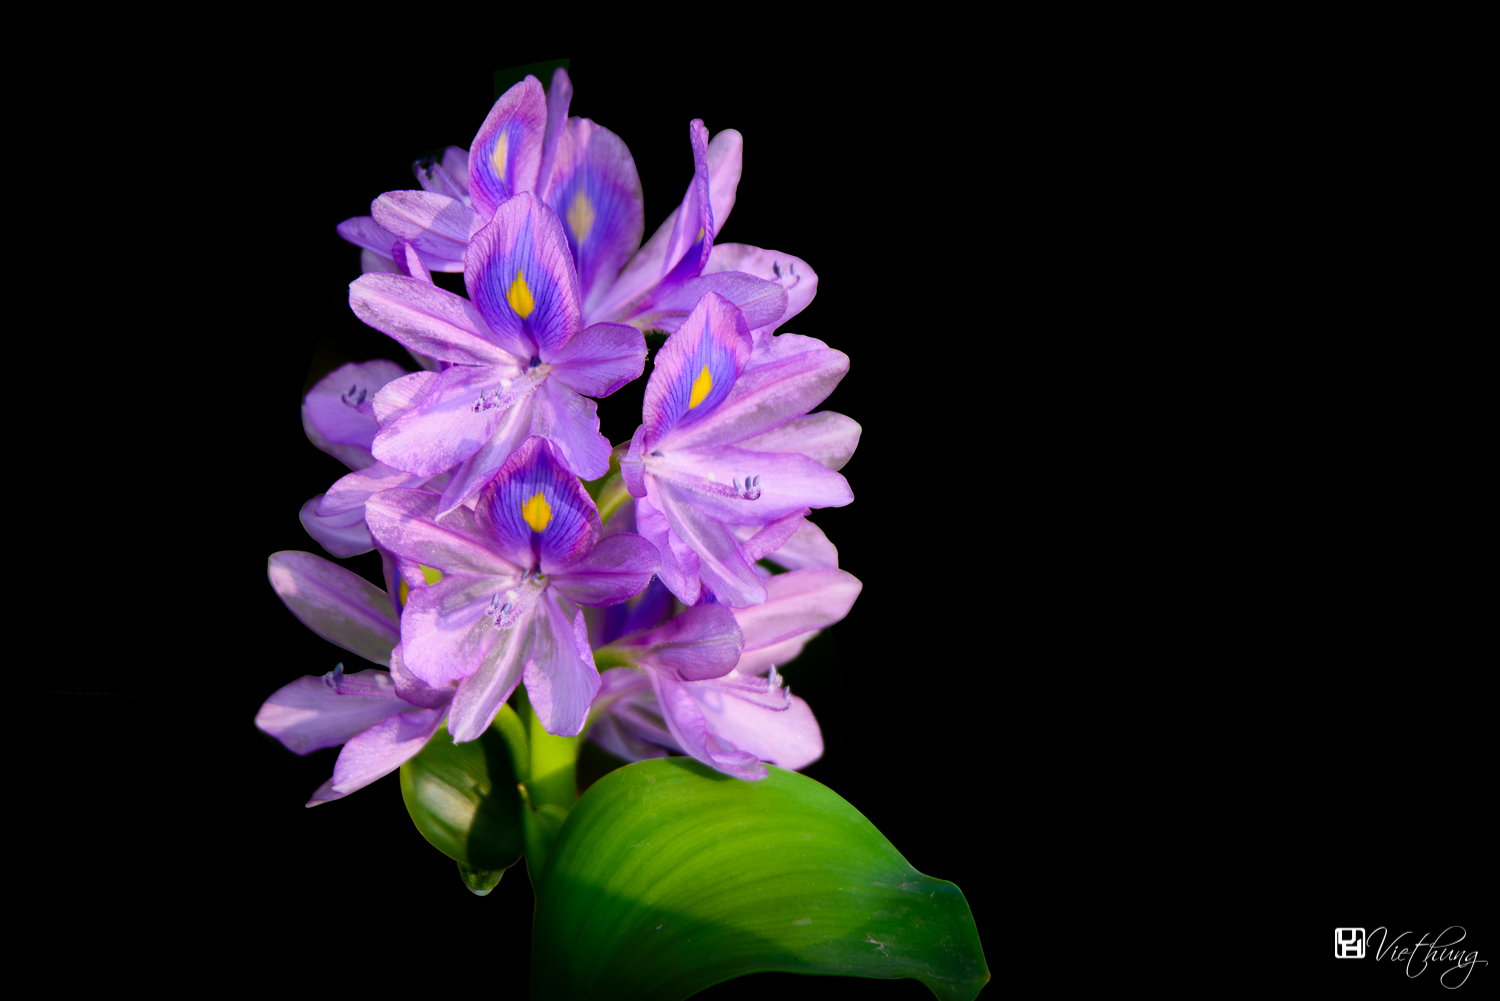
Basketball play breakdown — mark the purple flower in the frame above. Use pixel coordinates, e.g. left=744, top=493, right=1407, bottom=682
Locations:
left=298, top=359, right=441, bottom=558
left=336, top=72, right=564, bottom=274
left=255, top=647, right=456, bottom=807
left=350, top=192, right=647, bottom=513
left=588, top=568, right=862, bottom=780
left=338, top=69, right=792, bottom=337
left=619, top=293, right=857, bottom=607
left=364, top=436, right=659, bottom=740
left=259, top=550, right=455, bottom=805
left=577, top=118, right=786, bottom=336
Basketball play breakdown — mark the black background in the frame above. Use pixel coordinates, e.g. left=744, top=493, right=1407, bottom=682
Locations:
left=38, top=43, right=1491, bottom=995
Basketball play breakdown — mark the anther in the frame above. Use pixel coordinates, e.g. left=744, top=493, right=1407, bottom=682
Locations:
left=528, top=356, right=541, bottom=369
left=651, top=450, right=664, bottom=458
left=772, top=260, right=781, bottom=278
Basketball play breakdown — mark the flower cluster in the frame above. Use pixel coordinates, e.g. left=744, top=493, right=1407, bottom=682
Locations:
left=257, top=69, right=861, bottom=806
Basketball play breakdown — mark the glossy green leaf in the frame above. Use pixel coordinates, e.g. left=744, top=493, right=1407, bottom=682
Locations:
left=530, top=758, right=989, bottom=1000
left=399, top=713, right=524, bottom=873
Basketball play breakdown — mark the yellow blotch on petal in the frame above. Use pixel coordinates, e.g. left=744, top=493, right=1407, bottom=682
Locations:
left=490, top=131, right=509, bottom=180
left=688, top=364, right=713, bottom=408
left=398, top=564, right=443, bottom=606
left=521, top=490, right=552, bottom=532
left=508, top=269, right=535, bottom=318
left=567, top=189, right=596, bottom=243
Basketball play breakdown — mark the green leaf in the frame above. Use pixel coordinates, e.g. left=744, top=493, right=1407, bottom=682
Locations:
left=530, top=758, right=989, bottom=1000
left=398, top=713, right=525, bottom=873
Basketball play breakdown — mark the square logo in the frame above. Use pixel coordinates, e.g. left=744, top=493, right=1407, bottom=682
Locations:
left=1335, top=927, right=1365, bottom=958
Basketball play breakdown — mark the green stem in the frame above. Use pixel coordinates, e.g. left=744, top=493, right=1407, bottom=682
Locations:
left=511, top=686, right=579, bottom=811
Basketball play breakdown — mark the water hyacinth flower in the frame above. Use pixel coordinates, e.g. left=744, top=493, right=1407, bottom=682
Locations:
left=620, top=293, right=857, bottom=606
left=589, top=568, right=861, bottom=779
left=365, top=436, right=659, bottom=740
left=298, top=358, right=442, bottom=558
left=258, top=550, right=458, bottom=805
left=339, top=68, right=791, bottom=338
left=255, top=649, right=456, bottom=806
left=350, top=192, right=646, bottom=513
left=336, top=72, right=567, bottom=274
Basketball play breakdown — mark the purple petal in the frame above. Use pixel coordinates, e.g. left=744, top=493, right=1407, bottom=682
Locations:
left=732, top=517, right=838, bottom=570
left=623, top=270, right=787, bottom=335
left=522, top=592, right=598, bottom=736
left=633, top=493, right=701, bottom=606
left=319, top=462, right=432, bottom=519
left=466, top=192, right=583, bottom=361
left=302, top=359, right=409, bottom=471
left=371, top=364, right=541, bottom=477
left=391, top=239, right=432, bottom=284
left=475, top=436, right=601, bottom=572
left=640, top=293, right=752, bottom=450
left=371, top=190, right=480, bottom=268
left=548, top=532, right=660, bottom=607
left=650, top=119, right=714, bottom=293
left=529, top=378, right=612, bottom=480
left=589, top=121, right=715, bottom=322
left=545, top=118, right=645, bottom=320
left=616, top=603, right=742, bottom=681
left=349, top=273, right=518, bottom=366
left=300, top=494, right=374, bottom=558
left=644, top=667, right=765, bottom=780
left=736, top=509, right=810, bottom=563
left=364, top=488, right=522, bottom=580
left=267, top=551, right=400, bottom=666
left=704, top=243, right=818, bottom=338
left=649, top=479, right=765, bottom=608
left=390, top=641, right=458, bottom=710
left=732, top=411, right=860, bottom=472
left=546, top=321, right=646, bottom=398
left=705, top=129, right=742, bottom=238
left=593, top=575, right=676, bottom=647
left=621, top=424, right=648, bottom=498
left=681, top=668, right=822, bottom=772
left=308, top=706, right=447, bottom=806
left=663, top=333, right=849, bottom=451
left=255, top=668, right=409, bottom=755
left=732, top=568, right=862, bottom=653
left=646, top=445, right=853, bottom=526
left=445, top=598, right=534, bottom=742
left=402, top=572, right=532, bottom=690
left=537, top=66, right=574, bottom=201
left=433, top=390, right=540, bottom=517
left=588, top=667, right=678, bottom=760
left=468, top=74, right=547, bottom=218
left=415, top=145, right=472, bottom=203
left=337, top=215, right=400, bottom=255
